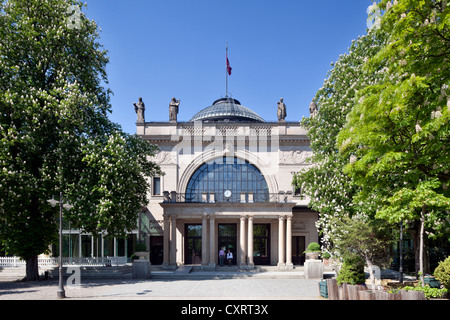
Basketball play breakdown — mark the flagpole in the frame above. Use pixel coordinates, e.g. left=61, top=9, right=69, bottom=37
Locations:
left=226, top=43, right=228, bottom=98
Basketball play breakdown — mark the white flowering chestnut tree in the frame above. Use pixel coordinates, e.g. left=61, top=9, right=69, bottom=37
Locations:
left=293, top=32, right=387, bottom=261
left=0, top=0, right=160, bottom=281
left=337, top=0, right=450, bottom=282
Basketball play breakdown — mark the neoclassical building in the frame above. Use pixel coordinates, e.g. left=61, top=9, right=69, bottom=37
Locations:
left=137, top=97, right=318, bottom=269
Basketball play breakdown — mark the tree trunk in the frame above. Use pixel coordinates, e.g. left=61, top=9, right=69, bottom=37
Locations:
left=419, top=205, right=426, bottom=287
left=24, top=255, right=40, bottom=281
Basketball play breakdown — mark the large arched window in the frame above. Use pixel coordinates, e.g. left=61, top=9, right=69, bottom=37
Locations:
left=185, top=157, right=269, bottom=203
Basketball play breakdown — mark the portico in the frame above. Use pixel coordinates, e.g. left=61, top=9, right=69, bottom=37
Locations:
left=160, top=201, right=298, bottom=270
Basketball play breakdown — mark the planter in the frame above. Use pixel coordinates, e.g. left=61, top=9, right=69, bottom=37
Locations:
left=134, top=251, right=148, bottom=261
left=319, top=280, right=328, bottom=298
left=305, top=252, right=321, bottom=260
left=323, top=258, right=330, bottom=266
left=424, top=276, right=441, bottom=288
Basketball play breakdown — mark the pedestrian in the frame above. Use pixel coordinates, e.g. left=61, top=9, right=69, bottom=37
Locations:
left=219, top=248, right=225, bottom=266
left=227, top=249, right=233, bottom=266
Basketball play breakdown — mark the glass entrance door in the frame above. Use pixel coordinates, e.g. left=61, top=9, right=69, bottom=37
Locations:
left=292, top=236, right=306, bottom=265
left=253, top=224, right=270, bottom=265
left=185, top=225, right=202, bottom=264
left=218, top=224, right=237, bottom=265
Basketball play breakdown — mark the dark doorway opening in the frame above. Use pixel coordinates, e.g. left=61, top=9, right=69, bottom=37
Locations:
left=218, top=224, right=237, bottom=265
left=253, top=224, right=270, bottom=265
left=150, top=236, right=163, bottom=265
left=292, top=236, right=306, bottom=265
left=185, top=224, right=202, bottom=264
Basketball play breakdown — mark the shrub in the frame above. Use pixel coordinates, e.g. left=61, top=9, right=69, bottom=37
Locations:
left=305, top=242, right=321, bottom=252
left=336, top=256, right=366, bottom=285
left=434, top=256, right=450, bottom=290
left=135, top=243, right=147, bottom=252
left=321, top=252, right=331, bottom=259
left=403, top=286, right=448, bottom=300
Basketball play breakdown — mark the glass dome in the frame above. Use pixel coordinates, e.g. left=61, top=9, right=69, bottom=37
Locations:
left=190, top=98, right=265, bottom=123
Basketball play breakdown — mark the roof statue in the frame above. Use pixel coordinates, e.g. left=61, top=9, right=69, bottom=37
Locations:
left=277, top=98, right=287, bottom=122
left=134, top=97, right=145, bottom=123
left=169, top=97, right=180, bottom=123
left=309, top=100, right=318, bottom=118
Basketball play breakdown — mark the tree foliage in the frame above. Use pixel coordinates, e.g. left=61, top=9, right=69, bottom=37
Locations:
left=0, top=0, right=160, bottom=280
left=293, top=32, right=387, bottom=253
left=337, top=0, right=450, bottom=237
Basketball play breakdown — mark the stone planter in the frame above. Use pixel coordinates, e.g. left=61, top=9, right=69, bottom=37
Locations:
left=305, top=252, right=321, bottom=260
left=134, top=251, right=148, bottom=261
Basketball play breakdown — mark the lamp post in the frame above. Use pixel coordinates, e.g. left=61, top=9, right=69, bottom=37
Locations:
left=47, top=192, right=73, bottom=299
left=399, top=221, right=404, bottom=284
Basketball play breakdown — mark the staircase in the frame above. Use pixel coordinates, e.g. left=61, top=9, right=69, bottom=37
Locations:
left=150, top=265, right=308, bottom=280
left=46, top=266, right=133, bottom=280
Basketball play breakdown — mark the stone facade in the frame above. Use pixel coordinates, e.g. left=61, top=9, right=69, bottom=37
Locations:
left=137, top=98, right=318, bottom=269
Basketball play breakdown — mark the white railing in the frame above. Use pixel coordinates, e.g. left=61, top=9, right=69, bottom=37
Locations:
left=0, top=256, right=128, bottom=267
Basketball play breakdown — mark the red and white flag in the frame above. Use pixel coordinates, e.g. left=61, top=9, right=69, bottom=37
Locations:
left=226, top=51, right=232, bottom=76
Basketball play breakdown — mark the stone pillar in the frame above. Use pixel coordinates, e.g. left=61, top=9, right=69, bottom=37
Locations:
left=170, top=215, right=177, bottom=266
left=278, top=216, right=285, bottom=268
left=209, top=215, right=216, bottom=268
left=202, top=215, right=208, bottom=267
left=247, top=216, right=254, bottom=269
left=239, top=216, right=247, bottom=268
left=286, top=216, right=293, bottom=268
left=163, top=215, right=170, bottom=267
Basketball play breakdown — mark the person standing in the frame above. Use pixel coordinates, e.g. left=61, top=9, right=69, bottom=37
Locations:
left=219, top=248, right=225, bottom=267
left=227, top=249, right=233, bottom=266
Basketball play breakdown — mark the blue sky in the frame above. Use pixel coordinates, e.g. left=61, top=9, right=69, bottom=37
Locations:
left=84, top=0, right=374, bottom=134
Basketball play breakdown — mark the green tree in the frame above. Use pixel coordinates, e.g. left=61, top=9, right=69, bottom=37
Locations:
left=293, top=32, right=387, bottom=255
left=0, top=0, right=160, bottom=281
left=337, top=0, right=450, bottom=284
left=329, top=214, right=394, bottom=289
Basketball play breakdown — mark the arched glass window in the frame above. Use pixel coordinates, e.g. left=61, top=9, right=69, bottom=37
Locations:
left=186, top=157, right=269, bottom=203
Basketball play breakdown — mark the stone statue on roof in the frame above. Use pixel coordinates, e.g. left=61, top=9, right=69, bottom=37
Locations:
left=169, top=97, right=180, bottom=122
left=134, top=97, right=145, bottom=123
left=309, top=100, right=318, bottom=118
left=277, top=98, right=287, bottom=122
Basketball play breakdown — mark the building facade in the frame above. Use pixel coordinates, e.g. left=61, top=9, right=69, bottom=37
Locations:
left=138, top=97, right=318, bottom=269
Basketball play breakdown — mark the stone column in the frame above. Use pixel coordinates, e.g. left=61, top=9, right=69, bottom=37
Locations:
left=163, top=215, right=170, bottom=267
left=202, top=215, right=208, bottom=267
left=170, top=215, right=177, bottom=266
left=209, top=215, right=216, bottom=268
left=278, top=216, right=285, bottom=268
left=239, top=216, right=247, bottom=268
left=247, top=216, right=254, bottom=269
left=286, top=216, right=293, bottom=268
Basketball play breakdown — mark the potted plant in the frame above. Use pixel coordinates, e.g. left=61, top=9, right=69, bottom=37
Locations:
left=321, top=252, right=331, bottom=266
left=134, top=243, right=148, bottom=261
left=304, top=242, right=321, bottom=260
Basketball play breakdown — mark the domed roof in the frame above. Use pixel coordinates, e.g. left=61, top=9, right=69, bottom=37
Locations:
left=189, top=98, right=265, bottom=123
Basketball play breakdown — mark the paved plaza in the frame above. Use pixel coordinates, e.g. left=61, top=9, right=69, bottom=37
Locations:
left=0, top=277, right=323, bottom=300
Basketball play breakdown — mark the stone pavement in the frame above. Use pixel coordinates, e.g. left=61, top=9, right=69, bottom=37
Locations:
left=0, top=276, right=323, bottom=300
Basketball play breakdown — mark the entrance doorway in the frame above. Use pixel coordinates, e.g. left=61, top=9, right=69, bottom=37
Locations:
left=218, top=224, right=237, bottom=265
left=253, top=224, right=270, bottom=265
left=292, top=236, right=306, bottom=265
left=150, top=236, right=163, bottom=265
left=185, top=224, right=202, bottom=264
